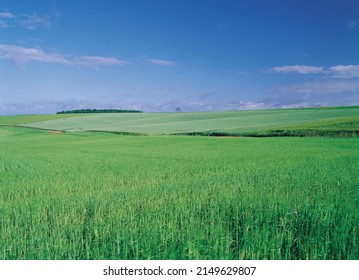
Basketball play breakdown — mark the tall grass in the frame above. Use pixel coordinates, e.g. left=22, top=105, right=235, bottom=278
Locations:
left=0, top=126, right=358, bottom=259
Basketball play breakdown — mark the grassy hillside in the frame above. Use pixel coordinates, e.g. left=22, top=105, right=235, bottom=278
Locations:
left=0, top=114, right=83, bottom=126
left=0, top=107, right=358, bottom=260
left=240, top=116, right=359, bottom=137
left=0, top=125, right=358, bottom=259
left=16, top=106, right=359, bottom=136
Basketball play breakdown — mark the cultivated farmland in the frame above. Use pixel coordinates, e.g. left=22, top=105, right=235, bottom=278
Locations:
left=20, top=106, right=359, bottom=135
left=0, top=107, right=358, bottom=260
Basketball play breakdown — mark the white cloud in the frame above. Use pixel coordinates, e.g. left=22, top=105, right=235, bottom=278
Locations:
left=0, top=44, right=126, bottom=68
left=0, top=20, right=10, bottom=28
left=76, top=56, right=128, bottom=67
left=346, top=20, right=357, bottom=30
left=146, top=58, right=176, bottom=66
left=275, top=79, right=359, bottom=95
left=223, top=101, right=269, bottom=110
left=0, top=11, right=15, bottom=28
left=236, top=71, right=247, bottom=75
left=0, top=11, right=14, bottom=18
left=329, top=65, right=359, bottom=79
left=270, top=65, right=324, bottom=74
left=0, top=44, right=70, bottom=66
left=0, top=99, right=95, bottom=115
left=270, top=64, right=359, bottom=79
left=2, top=93, right=358, bottom=115
left=20, top=13, right=50, bottom=30
left=0, top=10, right=50, bottom=30
left=268, top=64, right=359, bottom=107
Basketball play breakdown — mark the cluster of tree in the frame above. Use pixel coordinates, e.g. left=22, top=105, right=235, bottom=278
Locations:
left=56, top=109, right=143, bottom=114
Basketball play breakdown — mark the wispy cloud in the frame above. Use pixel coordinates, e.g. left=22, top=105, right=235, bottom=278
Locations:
left=270, top=65, right=324, bottom=74
left=0, top=10, right=50, bottom=29
left=0, top=44, right=69, bottom=66
left=274, top=79, right=359, bottom=95
left=0, top=11, right=15, bottom=18
left=329, top=65, right=359, bottom=79
left=0, top=11, right=14, bottom=28
left=146, top=58, right=176, bottom=66
left=0, top=20, right=10, bottom=28
left=76, top=56, right=128, bottom=67
left=0, top=99, right=99, bottom=115
left=216, top=22, right=232, bottom=31
left=268, top=64, right=359, bottom=107
left=223, top=101, right=269, bottom=110
left=270, top=64, right=359, bottom=79
left=0, top=98, right=152, bottom=115
left=2, top=93, right=358, bottom=115
left=19, top=13, right=50, bottom=30
left=236, top=71, right=247, bottom=75
left=0, top=44, right=126, bottom=68
left=346, top=20, right=357, bottom=30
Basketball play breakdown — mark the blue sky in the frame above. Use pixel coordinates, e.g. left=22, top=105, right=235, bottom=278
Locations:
left=1, top=0, right=359, bottom=114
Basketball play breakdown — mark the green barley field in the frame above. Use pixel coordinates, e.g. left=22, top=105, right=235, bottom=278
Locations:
left=0, top=107, right=358, bottom=260
left=18, top=106, right=359, bottom=135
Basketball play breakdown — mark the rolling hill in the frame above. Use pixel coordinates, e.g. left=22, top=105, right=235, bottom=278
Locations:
left=12, top=106, right=359, bottom=136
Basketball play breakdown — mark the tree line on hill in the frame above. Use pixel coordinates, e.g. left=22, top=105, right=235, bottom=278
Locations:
left=56, top=109, right=143, bottom=114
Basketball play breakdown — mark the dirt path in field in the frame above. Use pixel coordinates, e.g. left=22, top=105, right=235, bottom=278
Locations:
left=48, top=130, right=63, bottom=134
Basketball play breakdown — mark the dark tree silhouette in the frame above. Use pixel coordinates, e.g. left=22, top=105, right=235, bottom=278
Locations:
left=56, top=109, right=142, bottom=114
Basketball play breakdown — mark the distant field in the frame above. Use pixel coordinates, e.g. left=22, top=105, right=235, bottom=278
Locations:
left=0, top=114, right=82, bottom=126
left=17, top=106, right=359, bottom=136
left=0, top=106, right=358, bottom=260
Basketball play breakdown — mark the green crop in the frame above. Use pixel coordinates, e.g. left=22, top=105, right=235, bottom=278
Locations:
left=19, top=106, right=359, bottom=135
left=0, top=123, right=357, bottom=259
